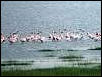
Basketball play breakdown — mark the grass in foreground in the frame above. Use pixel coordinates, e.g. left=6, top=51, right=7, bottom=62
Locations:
left=1, top=67, right=101, bottom=76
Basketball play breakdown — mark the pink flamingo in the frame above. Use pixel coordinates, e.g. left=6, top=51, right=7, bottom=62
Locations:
left=1, top=33, right=5, bottom=43
left=8, top=33, right=19, bottom=43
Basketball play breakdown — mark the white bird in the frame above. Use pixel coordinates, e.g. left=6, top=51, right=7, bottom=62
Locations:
left=20, top=37, right=27, bottom=42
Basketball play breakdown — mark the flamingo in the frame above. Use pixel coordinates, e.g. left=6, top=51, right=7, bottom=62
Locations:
left=1, top=33, right=5, bottom=43
left=87, top=32, right=101, bottom=41
left=8, top=33, right=19, bottom=43
left=64, top=32, right=71, bottom=41
left=20, top=37, right=27, bottom=43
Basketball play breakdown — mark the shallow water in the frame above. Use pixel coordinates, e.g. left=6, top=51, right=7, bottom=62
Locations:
left=1, top=40, right=101, bottom=71
left=1, top=1, right=101, bottom=71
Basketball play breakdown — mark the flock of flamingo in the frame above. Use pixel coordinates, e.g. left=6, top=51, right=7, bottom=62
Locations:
left=1, top=29, right=101, bottom=44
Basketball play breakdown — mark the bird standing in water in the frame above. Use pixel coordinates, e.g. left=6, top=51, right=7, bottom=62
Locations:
left=1, top=33, right=5, bottom=43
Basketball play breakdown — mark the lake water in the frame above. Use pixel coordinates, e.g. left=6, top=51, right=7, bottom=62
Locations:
left=1, top=1, right=101, bottom=71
